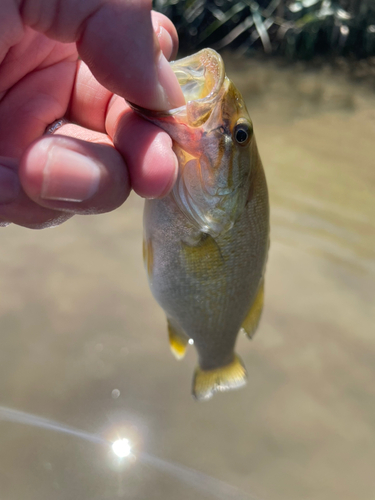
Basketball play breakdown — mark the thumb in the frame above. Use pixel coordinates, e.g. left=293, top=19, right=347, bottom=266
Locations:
left=19, top=0, right=184, bottom=110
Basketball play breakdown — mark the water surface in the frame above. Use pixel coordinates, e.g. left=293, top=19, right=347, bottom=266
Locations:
left=0, top=58, right=374, bottom=500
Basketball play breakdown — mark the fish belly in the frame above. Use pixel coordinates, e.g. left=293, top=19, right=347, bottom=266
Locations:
left=143, top=169, right=269, bottom=373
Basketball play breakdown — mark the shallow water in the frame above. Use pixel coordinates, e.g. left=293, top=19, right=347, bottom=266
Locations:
left=0, top=58, right=374, bottom=500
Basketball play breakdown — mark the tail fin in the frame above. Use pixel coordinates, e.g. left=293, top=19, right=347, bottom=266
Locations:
left=192, top=355, right=247, bottom=401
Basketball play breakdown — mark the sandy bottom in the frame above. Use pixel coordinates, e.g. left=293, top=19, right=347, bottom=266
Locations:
left=0, top=58, right=374, bottom=500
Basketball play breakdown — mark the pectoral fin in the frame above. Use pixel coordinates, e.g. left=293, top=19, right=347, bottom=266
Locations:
left=167, top=320, right=189, bottom=360
left=241, top=280, right=264, bottom=339
left=192, top=355, right=247, bottom=401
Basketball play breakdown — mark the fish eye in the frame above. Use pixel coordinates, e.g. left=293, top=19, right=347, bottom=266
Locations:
left=233, top=121, right=252, bottom=146
left=236, top=128, right=248, bottom=143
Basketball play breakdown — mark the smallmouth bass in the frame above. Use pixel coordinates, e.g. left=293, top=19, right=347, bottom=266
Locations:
left=133, top=49, right=269, bottom=401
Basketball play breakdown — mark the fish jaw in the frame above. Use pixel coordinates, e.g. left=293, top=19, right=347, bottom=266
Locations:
left=129, top=49, right=254, bottom=237
left=127, top=49, right=225, bottom=153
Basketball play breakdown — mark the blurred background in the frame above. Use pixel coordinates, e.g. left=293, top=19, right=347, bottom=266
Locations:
left=156, top=0, right=375, bottom=62
left=0, top=1, right=374, bottom=499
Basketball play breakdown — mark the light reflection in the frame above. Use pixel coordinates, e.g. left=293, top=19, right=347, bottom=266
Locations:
left=112, top=438, right=132, bottom=458
left=111, top=389, right=121, bottom=399
left=188, top=338, right=194, bottom=345
left=0, top=406, right=106, bottom=445
left=0, top=405, right=256, bottom=499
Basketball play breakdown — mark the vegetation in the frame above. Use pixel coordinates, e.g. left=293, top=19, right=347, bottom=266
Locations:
left=154, top=0, right=375, bottom=60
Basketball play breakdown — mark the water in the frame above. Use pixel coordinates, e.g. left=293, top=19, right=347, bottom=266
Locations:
left=0, top=406, right=106, bottom=444
left=141, top=453, right=261, bottom=500
left=0, top=58, right=374, bottom=500
left=0, top=406, right=257, bottom=500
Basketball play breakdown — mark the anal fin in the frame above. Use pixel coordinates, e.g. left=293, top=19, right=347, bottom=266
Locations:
left=242, top=280, right=264, bottom=339
left=192, top=355, right=247, bottom=401
left=168, top=320, right=189, bottom=360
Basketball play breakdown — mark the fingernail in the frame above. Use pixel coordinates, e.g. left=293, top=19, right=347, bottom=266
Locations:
left=157, top=53, right=185, bottom=110
left=0, top=165, right=20, bottom=204
left=152, top=19, right=174, bottom=60
left=42, top=146, right=101, bottom=202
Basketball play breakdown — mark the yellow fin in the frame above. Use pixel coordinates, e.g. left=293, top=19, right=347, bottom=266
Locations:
left=242, top=280, right=264, bottom=339
left=192, top=355, right=247, bottom=401
left=168, top=321, right=189, bottom=360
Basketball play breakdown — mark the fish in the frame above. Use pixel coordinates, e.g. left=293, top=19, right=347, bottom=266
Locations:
left=132, top=49, right=269, bottom=401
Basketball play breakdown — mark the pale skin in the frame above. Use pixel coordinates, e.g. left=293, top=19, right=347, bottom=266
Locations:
left=0, top=0, right=185, bottom=228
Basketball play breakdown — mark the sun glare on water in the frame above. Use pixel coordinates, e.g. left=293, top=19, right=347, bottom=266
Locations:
left=112, top=438, right=132, bottom=458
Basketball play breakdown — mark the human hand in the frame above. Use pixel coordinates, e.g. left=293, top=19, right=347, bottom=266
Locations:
left=0, top=0, right=185, bottom=228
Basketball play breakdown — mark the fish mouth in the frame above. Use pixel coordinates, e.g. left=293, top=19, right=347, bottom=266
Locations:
left=171, top=49, right=224, bottom=103
left=128, top=49, right=225, bottom=127
left=170, top=49, right=225, bottom=126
